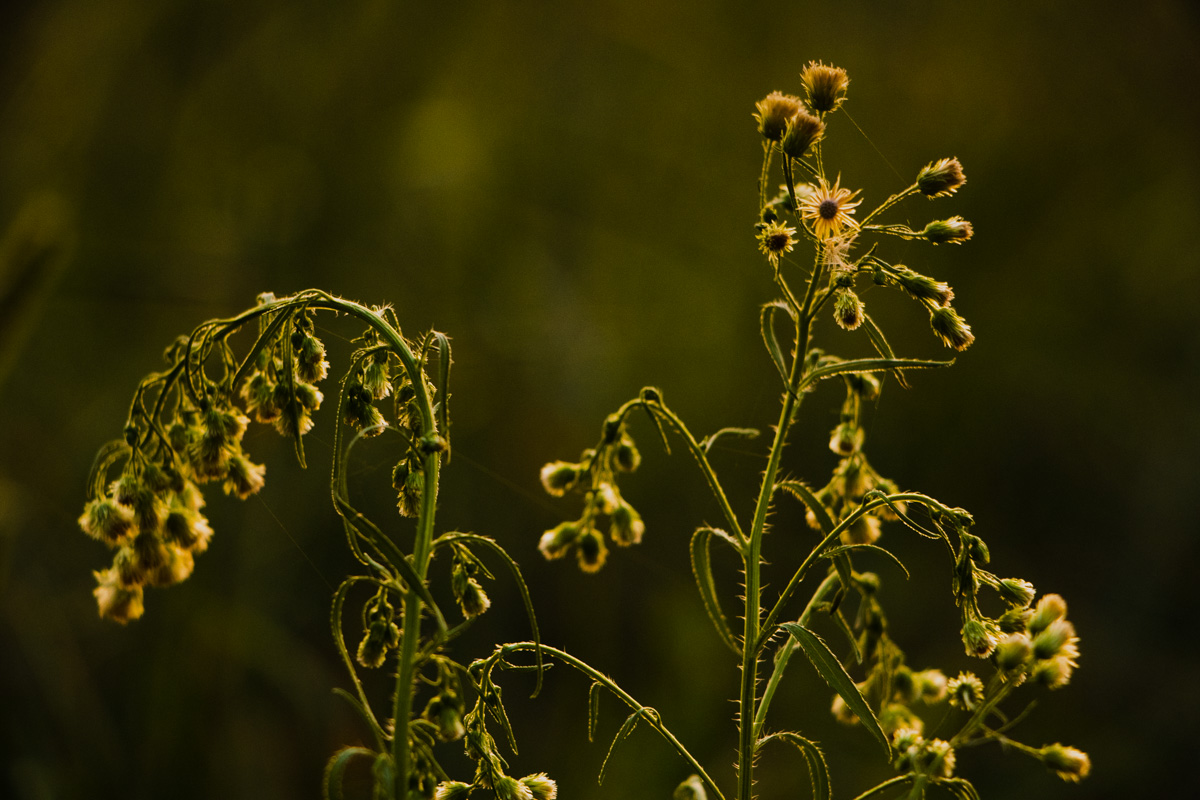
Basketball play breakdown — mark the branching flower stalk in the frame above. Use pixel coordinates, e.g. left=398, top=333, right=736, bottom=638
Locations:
left=78, top=63, right=1089, bottom=800
left=78, top=290, right=552, bottom=800
left=535, top=62, right=1089, bottom=799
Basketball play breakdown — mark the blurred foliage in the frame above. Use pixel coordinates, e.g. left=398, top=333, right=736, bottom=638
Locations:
left=1, top=1, right=1197, bottom=798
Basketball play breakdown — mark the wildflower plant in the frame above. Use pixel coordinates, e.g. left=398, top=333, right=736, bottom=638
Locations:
left=78, top=63, right=1087, bottom=799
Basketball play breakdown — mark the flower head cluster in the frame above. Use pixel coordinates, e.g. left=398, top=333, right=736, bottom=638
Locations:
left=539, top=415, right=644, bottom=572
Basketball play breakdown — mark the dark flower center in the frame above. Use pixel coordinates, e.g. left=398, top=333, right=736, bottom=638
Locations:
left=768, top=232, right=790, bottom=251
left=818, top=199, right=839, bottom=220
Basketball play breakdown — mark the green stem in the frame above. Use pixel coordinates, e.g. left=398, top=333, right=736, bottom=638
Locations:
left=849, top=775, right=914, bottom=800
left=751, top=572, right=840, bottom=739
left=498, top=643, right=726, bottom=800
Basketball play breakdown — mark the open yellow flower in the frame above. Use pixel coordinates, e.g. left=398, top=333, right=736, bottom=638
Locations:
left=799, top=176, right=861, bottom=239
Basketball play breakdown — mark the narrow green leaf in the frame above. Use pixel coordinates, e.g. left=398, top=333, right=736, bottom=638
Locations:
left=323, top=746, right=374, bottom=800
left=799, top=356, right=953, bottom=393
left=690, top=527, right=740, bottom=656
left=433, top=532, right=544, bottom=696
left=231, top=305, right=289, bottom=390
left=486, top=682, right=520, bottom=755
left=860, top=313, right=909, bottom=389
left=434, top=331, right=452, bottom=459
left=599, top=709, right=648, bottom=785
left=757, top=732, right=831, bottom=800
left=932, top=777, right=979, bottom=800
left=331, top=688, right=376, bottom=733
left=831, top=609, right=863, bottom=664
left=699, top=426, right=760, bottom=454
left=588, top=680, right=603, bottom=742
left=776, top=480, right=835, bottom=535
left=821, top=543, right=911, bottom=580
left=781, top=623, right=890, bottom=758
left=760, top=301, right=795, bottom=387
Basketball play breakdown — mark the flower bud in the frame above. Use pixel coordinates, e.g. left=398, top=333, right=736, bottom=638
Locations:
left=995, top=632, right=1033, bottom=671
left=997, top=577, right=1036, bottom=607
left=1033, top=618, right=1078, bottom=661
left=916, top=158, right=966, bottom=198
left=929, top=306, right=975, bottom=351
left=609, top=501, right=645, bottom=547
left=781, top=110, right=825, bottom=160
left=79, top=498, right=136, bottom=547
left=800, top=61, right=849, bottom=113
left=1028, top=593, right=1068, bottom=634
left=1040, top=744, right=1090, bottom=782
left=147, top=545, right=195, bottom=587
left=998, top=605, right=1032, bottom=634
left=93, top=567, right=145, bottom=624
left=841, top=514, right=880, bottom=545
left=494, top=775, right=534, bottom=800
left=613, top=436, right=641, bottom=472
left=924, top=739, right=956, bottom=778
left=457, top=577, right=492, bottom=618
left=961, top=616, right=1000, bottom=658
left=539, top=461, right=580, bottom=497
left=163, top=508, right=213, bottom=553
left=576, top=526, right=608, bottom=573
left=833, top=288, right=865, bottom=331
left=296, top=334, right=329, bottom=383
left=828, top=422, right=864, bottom=455
left=397, top=469, right=424, bottom=517
left=893, top=265, right=954, bottom=306
left=913, top=669, right=948, bottom=703
left=433, top=782, right=472, bottom=800
left=223, top=453, right=266, bottom=499
left=520, top=774, right=558, bottom=800
left=539, top=521, right=580, bottom=560
left=753, top=92, right=805, bottom=141
left=672, top=775, right=705, bottom=800
left=921, top=216, right=974, bottom=244
left=879, top=703, right=923, bottom=735
left=356, top=618, right=401, bottom=669
left=363, top=356, right=392, bottom=400
left=1031, top=654, right=1075, bottom=689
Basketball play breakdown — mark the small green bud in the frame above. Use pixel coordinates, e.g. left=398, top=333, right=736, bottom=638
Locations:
left=433, top=782, right=472, bottom=800
left=921, top=216, right=974, bottom=244
left=520, top=774, right=558, bottom=800
left=609, top=500, right=645, bottom=547
left=494, top=775, right=533, bottom=800
left=1040, top=744, right=1091, bottom=782
left=998, top=605, right=1033, bottom=633
left=613, top=436, right=641, bottom=472
left=833, top=288, right=865, bottom=331
left=913, top=669, right=948, bottom=703
left=828, top=421, right=864, bottom=455
left=673, top=774, right=706, bottom=800
left=841, top=514, right=880, bottom=545
left=893, top=265, right=954, bottom=306
left=879, top=702, right=923, bottom=735
left=961, top=616, right=1000, bottom=658
left=997, top=577, right=1036, bottom=607
left=1031, top=654, right=1075, bottom=689
left=363, top=354, right=393, bottom=400
left=397, top=469, right=424, bottom=517
left=995, top=632, right=1033, bottom=671
left=1032, top=618, right=1077, bottom=661
left=576, top=526, right=608, bottom=573
left=1028, top=593, right=1067, bottom=634
left=916, top=157, right=966, bottom=198
left=539, top=461, right=579, bottom=497
left=296, top=334, right=329, bottom=383
left=538, top=521, right=580, bottom=560
left=457, top=577, right=491, bottom=618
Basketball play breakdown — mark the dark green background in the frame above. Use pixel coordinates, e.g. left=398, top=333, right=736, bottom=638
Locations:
left=1, top=1, right=1196, bottom=798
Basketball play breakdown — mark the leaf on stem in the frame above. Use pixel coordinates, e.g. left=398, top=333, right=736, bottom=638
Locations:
left=757, top=732, right=831, bottom=800
left=588, top=680, right=603, bottom=742
left=781, top=623, right=890, bottom=758
left=231, top=305, right=289, bottom=390
left=690, top=527, right=741, bottom=656
left=860, top=314, right=909, bottom=389
left=599, top=708, right=651, bottom=785
left=820, top=543, right=911, bottom=580
left=434, top=331, right=452, bottom=458
left=760, top=300, right=797, bottom=388
left=323, top=746, right=375, bottom=800
left=698, top=427, right=760, bottom=455
left=798, top=357, right=953, bottom=394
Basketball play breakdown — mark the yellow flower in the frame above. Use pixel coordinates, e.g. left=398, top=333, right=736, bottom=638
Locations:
left=799, top=177, right=861, bottom=239
left=757, top=220, right=797, bottom=266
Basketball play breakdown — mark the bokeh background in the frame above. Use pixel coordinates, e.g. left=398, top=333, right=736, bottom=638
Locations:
left=1, top=1, right=1196, bottom=798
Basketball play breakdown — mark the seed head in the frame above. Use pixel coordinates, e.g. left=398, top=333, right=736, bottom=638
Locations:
left=916, top=157, right=967, bottom=198
left=800, top=61, right=850, bottom=113
left=753, top=92, right=805, bottom=141
left=781, top=109, right=825, bottom=160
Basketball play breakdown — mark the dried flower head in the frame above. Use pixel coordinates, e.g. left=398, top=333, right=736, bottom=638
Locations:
left=757, top=220, right=797, bottom=267
left=947, top=672, right=984, bottom=710
left=753, top=91, right=805, bottom=141
left=520, top=774, right=558, bottom=800
left=833, top=288, right=865, bottom=331
left=93, top=567, right=145, bottom=624
left=800, top=61, right=850, bottom=113
left=916, top=157, right=967, bottom=198
left=434, top=781, right=473, bottom=800
left=781, top=109, right=825, bottom=160
left=799, top=176, right=861, bottom=239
